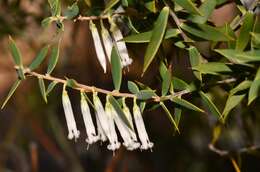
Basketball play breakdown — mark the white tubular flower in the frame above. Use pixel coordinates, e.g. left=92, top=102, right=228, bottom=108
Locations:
left=122, top=99, right=138, bottom=142
left=105, top=98, right=121, bottom=151
left=93, top=92, right=110, bottom=142
left=89, top=20, right=107, bottom=73
left=62, top=87, right=80, bottom=141
left=133, top=99, right=154, bottom=150
left=109, top=17, right=132, bottom=67
left=113, top=107, right=140, bottom=150
left=80, top=92, right=99, bottom=144
left=100, top=20, right=113, bottom=62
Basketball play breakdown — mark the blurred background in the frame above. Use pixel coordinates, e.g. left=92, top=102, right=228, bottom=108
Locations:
left=1, top=0, right=260, bottom=172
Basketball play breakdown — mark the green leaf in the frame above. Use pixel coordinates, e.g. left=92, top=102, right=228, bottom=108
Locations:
left=192, top=62, right=232, bottom=75
left=29, top=45, right=49, bottom=71
left=199, top=91, right=222, bottom=119
left=172, top=77, right=190, bottom=91
left=108, top=95, right=132, bottom=130
left=122, top=28, right=180, bottom=43
left=17, top=68, right=25, bottom=80
left=143, top=7, right=169, bottom=74
left=171, top=97, right=204, bottom=112
left=122, top=0, right=128, bottom=7
left=103, top=0, right=120, bottom=14
left=82, top=92, right=95, bottom=110
left=111, top=46, right=122, bottom=90
left=174, top=107, right=182, bottom=127
left=173, top=0, right=201, bottom=15
left=136, top=90, right=156, bottom=100
left=181, top=23, right=232, bottom=41
left=188, top=46, right=202, bottom=80
left=222, top=94, right=245, bottom=121
left=230, top=80, right=252, bottom=96
left=64, top=2, right=79, bottom=20
left=127, top=81, right=139, bottom=94
left=1, top=80, right=21, bottom=109
left=41, top=17, right=54, bottom=28
left=145, top=1, right=156, bottom=13
left=139, top=101, right=146, bottom=113
left=66, top=79, right=78, bottom=89
left=159, top=62, right=171, bottom=96
left=9, top=36, right=22, bottom=66
left=248, top=80, right=260, bottom=105
left=236, top=12, right=254, bottom=51
left=47, top=41, right=60, bottom=75
left=160, top=102, right=180, bottom=133
left=188, top=0, right=217, bottom=24
left=38, top=77, right=47, bottom=103
left=215, top=49, right=260, bottom=64
left=46, top=81, right=58, bottom=96
left=251, top=32, right=260, bottom=47
left=48, top=0, right=61, bottom=16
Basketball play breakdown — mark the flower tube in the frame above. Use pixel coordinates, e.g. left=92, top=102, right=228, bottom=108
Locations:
left=80, top=92, right=99, bottom=144
left=109, top=17, right=132, bottom=67
left=62, top=86, right=80, bottom=141
left=89, top=20, right=107, bottom=73
left=100, top=20, right=113, bottom=62
left=133, top=98, right=153, bottom=150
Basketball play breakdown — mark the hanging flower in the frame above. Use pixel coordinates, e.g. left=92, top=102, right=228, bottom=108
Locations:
left=93, top=92, right=111, bottom=142
left=80, top=92, right=99, bottom=145
left=113, top=106, right=140, bottom=150
left=100, top=20, right=113, bottom=62
left=133, top=98, right=154, bottom=150
left=105, top=97, right=121, bottom=151
left=122, top=98, right=138, bottom=142
left=89, top=20, right=107, bottom=73
left=62, top=85, right=80, bottom=141
left=109, top=17, right=132, bottom=67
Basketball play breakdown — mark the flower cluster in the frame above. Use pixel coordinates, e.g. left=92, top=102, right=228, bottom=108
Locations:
left=89, top=16, right=132, bottom=73
left=62, top=87, right=153, bottom=151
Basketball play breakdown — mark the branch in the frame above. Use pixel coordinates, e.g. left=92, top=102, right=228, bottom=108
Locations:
left=19, top=67, right=190, bottom=101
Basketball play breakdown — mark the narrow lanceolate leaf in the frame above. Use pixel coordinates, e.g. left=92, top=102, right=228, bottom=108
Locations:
left=215, top=49, right=260, bottom=64
left=222, top=94, right=245, bottom=121
left=173, top=0, right=201, bottom=15
left=1, top=80, right=21, bottom=109
left=181, top=23, right=232, bottom=41
left=199, top=91, right=221, bottom=119
left=103, top=0, right=120, bottom=14
left=143, top=7, right=169, bottom=74
left=136, top=90, right=156, bottom=100
left=64, top=2, right=79, bottom=20
left=9, top=36, right=22, bottom=66
left=83, top=0, right=91, bottom=7
left=230, top=80, right=252, bottom=96
left=171, top=97, right=204, bottom=113
left=236, top=12, right=254, bottom=51
left=188, top=0, right=217, bottom=24
left=174, top=107, right=182, bottom=127
left=248, top=80, right=260, bottom=105
left=48, top=0, right=61, bottom=16
left=188, top=46, right=202, bottom=81
left=108, top=96, right=132, bottom=130
left=47, top=41, right=60, bottom=75
left=38, top=77, right=47, bottom=103
left=122, top=28, right=180, bottom=43
left=160, top=102, right=180, bottom=133
left=29, top=45, right=49, bottom=71
left=41, top=17, right=54, bottom=28
left=159, top=62, right=171, bottom=96
left=128, top=81, right=139, bottom=94
left=111, top=46, right=122, bottom=91
left=172, top=77, right=191, bottom=91
left=192, top=62, right=232, bottom=75
left=46, top=81, right=58, bottom=96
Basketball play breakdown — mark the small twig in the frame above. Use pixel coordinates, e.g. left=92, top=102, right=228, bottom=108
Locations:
left=208, top=143, right=260, bottom=157
left=163, top=1, right=190, bottom=42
